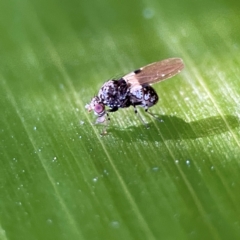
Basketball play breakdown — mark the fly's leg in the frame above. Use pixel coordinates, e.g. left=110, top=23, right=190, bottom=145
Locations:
left=145, top=108, right=163, bottom=123
left=100, top=112, right=110, bottom=135
left=133, top=106, right=149, bottom=128
left=100, top=107, right=118, bottom=135
left=94, top=111, right=110, bottom=135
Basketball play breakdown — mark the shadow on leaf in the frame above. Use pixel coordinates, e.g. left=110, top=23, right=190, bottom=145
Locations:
left=111, top=114, right=240, bottom=141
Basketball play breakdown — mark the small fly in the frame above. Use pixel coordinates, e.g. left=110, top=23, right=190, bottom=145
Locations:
left=85, top=58, right=184, bottom=134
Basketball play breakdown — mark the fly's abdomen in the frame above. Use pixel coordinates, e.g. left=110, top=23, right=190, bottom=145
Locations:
left=130, top=85, right=158, bottom=108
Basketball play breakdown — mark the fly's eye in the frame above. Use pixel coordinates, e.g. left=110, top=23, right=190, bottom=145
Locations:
left=94, top=104, right=104, bottom=114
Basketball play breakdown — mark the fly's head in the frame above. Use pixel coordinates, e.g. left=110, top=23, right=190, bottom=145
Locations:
left=85, top=96, right=106, bottom=123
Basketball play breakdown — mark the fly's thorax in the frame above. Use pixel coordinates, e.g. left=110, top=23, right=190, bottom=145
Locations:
left=98, top=80, right=115, bottom=103
left=98, top=79, right=130, bottom=108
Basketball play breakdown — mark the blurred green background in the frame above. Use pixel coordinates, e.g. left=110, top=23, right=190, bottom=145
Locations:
left=1, top=0, right=240, bottom=239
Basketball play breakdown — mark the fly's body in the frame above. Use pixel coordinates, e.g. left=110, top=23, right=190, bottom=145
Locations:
left=85, top=58, right=184, bottom=133
left=97, top=78, right=158, bottom=110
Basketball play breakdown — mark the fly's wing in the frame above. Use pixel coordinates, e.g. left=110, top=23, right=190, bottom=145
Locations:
left=123, top=58, right=184, bottom=87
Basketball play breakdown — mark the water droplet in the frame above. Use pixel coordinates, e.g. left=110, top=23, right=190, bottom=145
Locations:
left=175, top=160, right=179, bottom=164
left=142, top=8, right=155, bottom=19
left=47, top=219, right=53, bottom=224
left=80, top=121, right=84, bottom=125
left=16, top=201, right=22, bottom=206
left=33, top=126, right=37, bottom=130
left=152, top=167, right=159, bottom=172
left=103, top=169, right=109, bottom=175
left=110, top=221, right=120, bottom=228
left=93, top=177, right=98, bottom=182
left=186, top=160, right=190, bottom=165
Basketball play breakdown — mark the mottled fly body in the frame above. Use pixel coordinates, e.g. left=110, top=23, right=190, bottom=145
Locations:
left=85, top=58, right=184, bottom=133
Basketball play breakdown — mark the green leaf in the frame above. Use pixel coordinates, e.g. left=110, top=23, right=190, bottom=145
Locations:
left=1, top=0, right=240, bottom=239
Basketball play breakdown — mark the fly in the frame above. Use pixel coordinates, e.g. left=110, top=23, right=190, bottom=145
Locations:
left=85, top=58, right=184, bottom=134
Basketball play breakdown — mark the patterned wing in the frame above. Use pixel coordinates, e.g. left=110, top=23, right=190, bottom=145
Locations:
left=123, top=58, right=184, bottom=87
